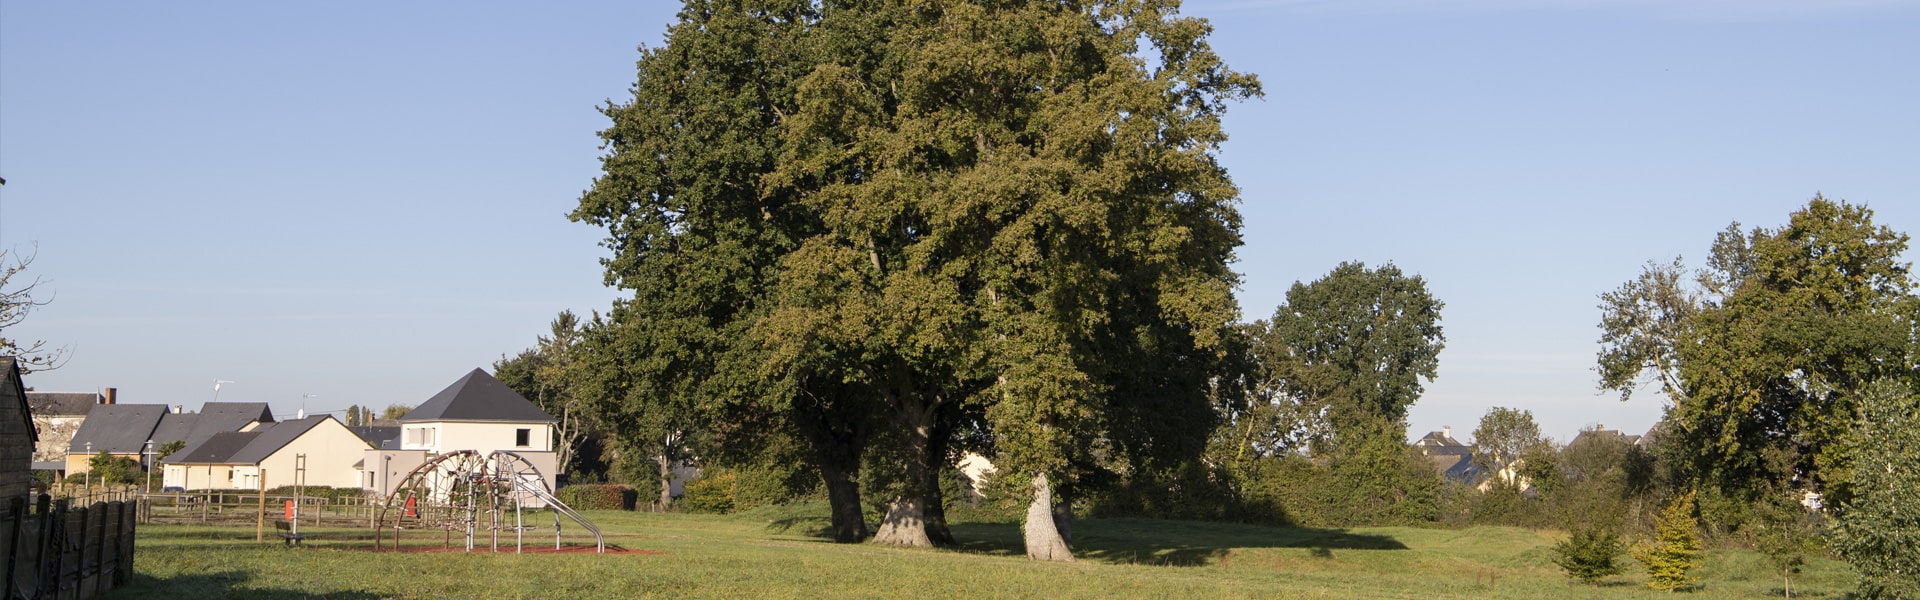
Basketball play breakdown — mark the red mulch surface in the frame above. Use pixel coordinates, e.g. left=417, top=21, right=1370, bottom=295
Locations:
left=349, top=543, right=662, bottom=555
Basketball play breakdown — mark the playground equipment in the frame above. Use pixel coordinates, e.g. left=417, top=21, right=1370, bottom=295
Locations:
left=374, top=450, right=604, bottom=553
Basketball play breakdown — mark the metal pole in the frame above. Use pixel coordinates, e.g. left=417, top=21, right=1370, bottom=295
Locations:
left=256, top=468, right=267, bottom=543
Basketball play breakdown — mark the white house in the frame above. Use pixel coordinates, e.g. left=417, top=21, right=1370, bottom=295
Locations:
left=161, top=416, right=372, bottom=490
left=362, top=368, right=559, bottom=498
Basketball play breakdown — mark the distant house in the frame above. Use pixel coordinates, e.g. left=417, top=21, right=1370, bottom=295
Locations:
left=0, top=358, right=36, bottom=506
left=362, top=368, right=558, bottom=497
left=1568, top=423, right=1648, bottom=449
left=160, top=416, right=373, bottom=490
left=65, top=402, right=274, bottom=476
left=25, top=389, right=108, bottom=467
left=1414, top=427, right=1487, bottom=485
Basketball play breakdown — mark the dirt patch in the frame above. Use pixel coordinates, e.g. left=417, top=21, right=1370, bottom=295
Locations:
left=346, top=543, right=662, bottom=555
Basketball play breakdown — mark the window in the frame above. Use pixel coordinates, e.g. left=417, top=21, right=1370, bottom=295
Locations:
left=515, top=428, right=531, bottom=448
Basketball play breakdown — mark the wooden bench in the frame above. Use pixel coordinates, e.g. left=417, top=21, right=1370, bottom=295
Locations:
left=273, top=520, right=306, bottom=547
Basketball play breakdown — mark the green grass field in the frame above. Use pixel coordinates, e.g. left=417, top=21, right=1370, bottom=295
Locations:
left=109, top=503, right=1857, bottom=599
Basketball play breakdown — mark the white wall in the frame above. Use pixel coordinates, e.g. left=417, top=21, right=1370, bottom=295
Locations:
left=256, top=420, right=372, bottom=490
left=402, top=421, right=552, bottom=454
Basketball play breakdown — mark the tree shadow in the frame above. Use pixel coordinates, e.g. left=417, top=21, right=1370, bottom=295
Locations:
left=765, top=515, right=835, bottom=539
left=945, top=518, right=1407, bottom=567
left=104, top=570, right=381, bottom=599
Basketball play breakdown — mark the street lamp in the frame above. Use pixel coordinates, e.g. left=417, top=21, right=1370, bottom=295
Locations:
left=84, top=441, right=92, bottom=491
left=213, top=380, right=235, bottom=402
left=143, top=439, right=156, bottom=493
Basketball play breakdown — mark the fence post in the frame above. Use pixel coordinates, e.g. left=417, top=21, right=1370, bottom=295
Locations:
left=256, top=469, right=267, bottom=543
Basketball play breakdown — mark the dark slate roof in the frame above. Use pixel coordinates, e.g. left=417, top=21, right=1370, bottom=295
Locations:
left=348, top=425, right=401, bottom=450
left=66, top=404, right=168, bottom=454
left=26, top=392, right=99, bottom=416
left=183, top=402, right=274, bottom=443
left=3, top=358, right=30, bottom=440
left=68, top=402, right=274, bottom=455
left=164, top=416, right=366, bottom=465
left=164, top=431, right=262, bottom=465
left=402, top=368, right=555, bottom=423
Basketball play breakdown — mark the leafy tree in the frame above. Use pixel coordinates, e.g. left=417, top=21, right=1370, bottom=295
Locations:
left=1754, top=498, right=1817, bottom=599
left=1597, top=196, right=1917, bottom=503
left=1633, top=489, right=1704, bottom=592
left=157, top=440, right=187, bottom=460
left=378, top=404, right=412, bottom=421
left=1552, top=526, right=1626, bottom=585
left=496, top=310, right=601, bottom=476
left=1829, top=379, right=1920, bottom=599
left=1471, top=407, right=1545, bottom=488
left=0, top=246, right=66, bottom=372
left=1265, top=261, right=1444, bottom=452
left=87, top=452, right=141, bottom=485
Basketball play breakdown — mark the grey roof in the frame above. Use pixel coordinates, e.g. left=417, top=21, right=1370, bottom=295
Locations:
left=66, top=404, right=168, bottom=454
left=402, top=368, right=555, bottom=423
left=26, top=392, right=99, bottom=416
left=164, top=416, right=367, bottom=466
left=3, top=358, right=29, bottom=440
left=68, top=402, right=274, bottom=455
left=31, top=461, right=65, bottom=472
left=348, top=425, right=401, bottom=449
left=164, top=431, right=262, bottom=465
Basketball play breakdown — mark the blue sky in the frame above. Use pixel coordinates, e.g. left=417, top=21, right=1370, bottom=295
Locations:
left=2, top=1, right=1914, bottom=444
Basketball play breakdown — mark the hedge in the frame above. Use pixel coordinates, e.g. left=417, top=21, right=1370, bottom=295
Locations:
left=556, top=484, right=637, bottom=511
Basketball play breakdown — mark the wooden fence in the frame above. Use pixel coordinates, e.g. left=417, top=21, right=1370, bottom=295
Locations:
left=0, top=495, right=137, bottom=600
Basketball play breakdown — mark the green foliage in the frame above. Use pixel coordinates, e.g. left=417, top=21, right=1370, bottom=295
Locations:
left=1263, top=262, right=1444, bottom=451
left=86, top=452, right=141, bottom=485
left=1599, top=196, right=1917, bottom=503
left=265, top=485, right=367, bottom=502
left=1238, top=425, right=1440, bottom=528
left=1633, top=489, right=1705, bottom=592
left=1551, top=526, right=1626, bottom=585
left=1470, top=407, right=1544, bottom=488
left=1829, top=379, right=1920, bottom=599
left=555, top=484, right=638, bottom=511
left=157, top=440, right=187, bottom=460
left=378, top=404, right=412, bottom=421
left=682, top=471, right=739, bottom=515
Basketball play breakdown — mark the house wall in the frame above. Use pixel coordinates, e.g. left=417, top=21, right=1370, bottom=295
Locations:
left=65, top=452, right=144, bottom=476
left=1, top=391, right=33, bottom=503
left=256, top=421, right=371, bottom=490
left=361, top=449, right=429, bottom=497
left=162, top=464, right=240, bottom=490
left=402, top=421, right=552, bottom=454
left=31, top=415, right=84, bottom=463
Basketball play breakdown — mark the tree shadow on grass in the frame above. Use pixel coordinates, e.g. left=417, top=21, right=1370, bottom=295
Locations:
left=103, top=570, right=380, bottom=599
left=945, top=518, right=1407, bottom=567
left=765, top=516, right=835, bottom=538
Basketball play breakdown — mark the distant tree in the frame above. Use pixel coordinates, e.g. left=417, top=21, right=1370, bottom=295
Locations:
left=1755, top=497, right=1817, bottom=599
left=495, top=310, right=600, bottom=477
left=87, top=452, right=140, bottom=485
left=1471, top=407, right=1545, bottom=488
left=1633, top=489, right=1704, bottom=592
left=0, top=246, right=66, bottom=372
left=1829, top=379, right=1920, bottom=600
left=1597, top=196, right=1916, bottom=504
left=1552, top=526, right=1626, bottom=585
left=157, top=440, right=186, bottom=460
left=1266, top=261, right=1444, bottom=452
left=378, top=404, right=412, bottom=421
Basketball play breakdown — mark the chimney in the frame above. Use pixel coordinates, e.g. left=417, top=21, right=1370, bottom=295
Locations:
left=1442, top=426, right=1451, bottom=440
left=174, top=405, right=183, bottom=414
left=103, top=388, right=118, bottom=405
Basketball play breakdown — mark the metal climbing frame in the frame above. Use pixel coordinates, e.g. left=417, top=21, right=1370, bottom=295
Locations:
left=374, top=450, right=604, bottom=553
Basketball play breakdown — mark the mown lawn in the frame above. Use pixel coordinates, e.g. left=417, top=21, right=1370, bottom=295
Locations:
left=109, top=503, right=1857, bottom=599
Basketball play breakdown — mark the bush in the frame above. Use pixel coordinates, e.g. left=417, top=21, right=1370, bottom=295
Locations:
left=555, top=484, right=638, bottom=511
left=267, top=485, right=370, bottom=502
left=1632, top=489, right=1703, bottom=592
left=680, top=470, right=738, bottom=514
left=1551, top=526, right=1625, bottom=584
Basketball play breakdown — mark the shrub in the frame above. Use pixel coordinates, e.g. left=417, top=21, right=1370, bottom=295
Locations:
left=1632, top=489, right=1704, bottom=592
left=681, top=470, right=738, bottom=514
left=555, top=484, right=637, bottom=511
left=1552, top=526, right=1625, bottom=584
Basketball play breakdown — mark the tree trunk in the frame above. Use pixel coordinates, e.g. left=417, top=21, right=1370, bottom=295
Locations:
left=654, top=453, right=673, bottom=512
left=872, top=395, right=937, bottom=547
left=922, top=417, right=956, bottom=547
left=820, top=458, right=869, bottom=543
left=1024, top=472, right=1074, bottom=561
left=1051, top=478, right=1073, bottom=545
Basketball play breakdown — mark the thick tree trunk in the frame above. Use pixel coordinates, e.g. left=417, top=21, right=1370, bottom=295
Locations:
left=872, top=395, right=938, bottom=547
left=1024, top=472, right=1074, bottom=562
left=871, top=496, right=934, bottom=547
left=820, top=458, right=869, bottom=543
left=922, top=417, right=956, bottom=546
